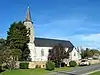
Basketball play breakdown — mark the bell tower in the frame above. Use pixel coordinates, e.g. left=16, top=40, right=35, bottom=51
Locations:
left=24, top=6, right=34, bottom=43
left=23, top=6, right=36, bottom=61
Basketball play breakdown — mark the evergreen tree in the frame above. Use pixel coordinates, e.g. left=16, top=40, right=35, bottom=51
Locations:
left=7, top=21, right=30, bottom=61
left=0, top=38, right=6, bottom=50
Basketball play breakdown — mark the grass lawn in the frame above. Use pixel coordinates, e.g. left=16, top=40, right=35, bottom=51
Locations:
left=89, top=71, right=100, bottom=75
left=0, top=67, right=72, bottom=75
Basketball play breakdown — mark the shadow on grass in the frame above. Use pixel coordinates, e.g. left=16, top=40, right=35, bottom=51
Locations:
left=0, top=70, right=5, bottom=73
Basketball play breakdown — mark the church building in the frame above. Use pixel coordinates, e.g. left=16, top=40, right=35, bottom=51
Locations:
left=23, top=6, right=81, bottom=64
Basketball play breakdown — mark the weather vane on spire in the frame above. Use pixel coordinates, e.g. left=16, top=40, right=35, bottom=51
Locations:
left=27, top=4, right=30, bottom=8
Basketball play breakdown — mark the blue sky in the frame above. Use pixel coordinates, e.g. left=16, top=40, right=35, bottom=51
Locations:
left=0, top=0, right=100, bottom=49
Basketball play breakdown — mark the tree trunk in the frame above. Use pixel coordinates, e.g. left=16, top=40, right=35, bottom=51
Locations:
left=59, top=62, right=61, bottom=68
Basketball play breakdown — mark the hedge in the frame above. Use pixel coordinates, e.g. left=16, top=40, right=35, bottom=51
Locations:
left=20, top=63, right=29, bottom=69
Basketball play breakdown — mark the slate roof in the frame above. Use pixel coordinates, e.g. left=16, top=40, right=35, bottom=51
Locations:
left=34, top=37, right=74, bottom=48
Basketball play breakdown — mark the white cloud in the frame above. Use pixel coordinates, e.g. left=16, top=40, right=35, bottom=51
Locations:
left=81, top=33, right=100, bottom=42
left=67, top=33, right=100, bottom=49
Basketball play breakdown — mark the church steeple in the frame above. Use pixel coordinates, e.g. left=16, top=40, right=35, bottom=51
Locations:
left=23, top=6, right=35, bottom=61
left=24, top=6, right=32, bottom=22
left=24, top=6, right=34, bottom=43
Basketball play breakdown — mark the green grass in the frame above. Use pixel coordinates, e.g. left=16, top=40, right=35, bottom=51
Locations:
left=0, top=69, right=50, bottom=75
left=89, top=71, right=100, bottom=75
left=55, top=67, right=72, bottom=71
left=0, top=67, right=72, bottom=75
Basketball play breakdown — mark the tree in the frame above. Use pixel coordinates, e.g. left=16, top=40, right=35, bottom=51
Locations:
left=81, top=48, right=100, bottom=59
left=90, top=49, right=100, bottom=55
left=87, top=51, right=93, bottom=57
left=0, top=39, right=6, bottom=69
left=0, top=38, right=6, bottom=50
left=0, top=47, right=21, bottom=70
left=6, top=21, right=30, bottom=61
left=48, top=43, right=69, bottom=67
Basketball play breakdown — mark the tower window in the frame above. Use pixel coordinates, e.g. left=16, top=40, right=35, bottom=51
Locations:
left=74, top=52, right=76, bottom=56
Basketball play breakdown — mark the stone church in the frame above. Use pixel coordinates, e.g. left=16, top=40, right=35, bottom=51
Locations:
left=23, top=6, right=81, bottom=65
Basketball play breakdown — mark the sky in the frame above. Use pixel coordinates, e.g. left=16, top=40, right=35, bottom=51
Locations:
left=0, top=0, right=100, bottom=49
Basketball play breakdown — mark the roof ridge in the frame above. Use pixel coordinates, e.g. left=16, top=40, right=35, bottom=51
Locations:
left=35, top=37, right=70, bottom=42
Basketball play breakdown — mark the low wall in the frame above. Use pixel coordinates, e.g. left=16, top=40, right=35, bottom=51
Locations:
left=17, top=60, right=100, bottom=69
left=77, top=59, right=100, bottom=65
left=28, top=61, right=46, bottom=68
left=16, top=61, right=47, bottom=69
left=88, top=60, right=100, bottom=64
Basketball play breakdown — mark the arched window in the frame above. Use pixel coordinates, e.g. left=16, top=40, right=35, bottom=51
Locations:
left=74, top=52, right=76, bottom=56
left=41, top=49, right=44, bottom=56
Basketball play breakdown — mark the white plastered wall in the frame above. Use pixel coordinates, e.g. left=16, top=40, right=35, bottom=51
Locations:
left=34, top=47, right=52, bottom=61
left=70, top=48, right=81, bottom=61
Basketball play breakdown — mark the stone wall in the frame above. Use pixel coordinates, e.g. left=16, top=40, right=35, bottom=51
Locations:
left=28, top=61, right=46, bottom=68
left=88, top=60, right=100, bottom=64
left=16, top=61, right=46, bottom=69
left=17, top=60, right=100, bottom=69
left=77, top=59, right=100, bottom=65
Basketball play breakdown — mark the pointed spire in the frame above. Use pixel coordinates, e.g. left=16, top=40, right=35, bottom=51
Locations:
left=24, top=6, right=32, bottom=22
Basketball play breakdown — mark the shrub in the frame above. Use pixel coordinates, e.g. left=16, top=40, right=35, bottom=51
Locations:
left=0, top=64, right=4, bottom=73
left=0, top=64, right=2, bottom=73
left=69, top=61, right=77, bottom=67
left=46, top=61, right=55, bottom=71
left=20, top=63, right=29, bottom=69
left=3, top=65, right=9, bottom=69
